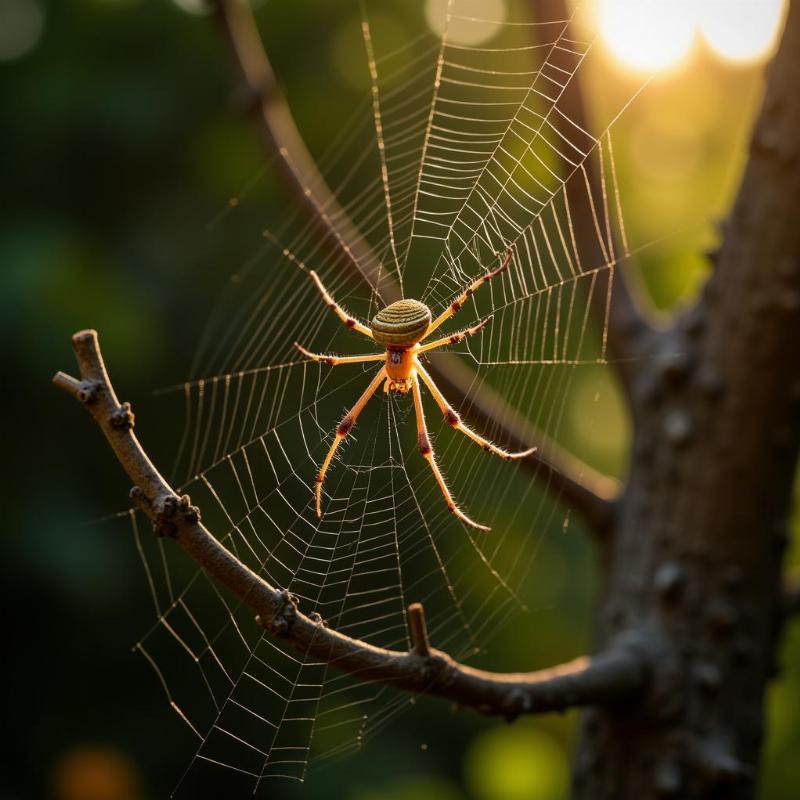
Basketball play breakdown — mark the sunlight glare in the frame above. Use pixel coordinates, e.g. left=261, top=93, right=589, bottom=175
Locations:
left=697, top=0, right=785, bottom=65
left=0, top=0, right=44, bottom=62
left=597, top=0, right=695, bottom=73
left=598, top=0, right=787, bottom=74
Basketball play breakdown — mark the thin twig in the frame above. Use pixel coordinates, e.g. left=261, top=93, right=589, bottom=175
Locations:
left=210, top=0, right=617, bottom=538
left=407, top=602, right=431, bottom=657
left=55, top=329, right=647, bottom=718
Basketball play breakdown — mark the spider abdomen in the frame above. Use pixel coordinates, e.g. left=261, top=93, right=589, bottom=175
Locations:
left=371, top=299, right=432, bottom=348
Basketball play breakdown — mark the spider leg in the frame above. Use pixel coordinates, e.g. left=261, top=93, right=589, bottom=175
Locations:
left=309, top=270, right=374, bottom=339
left=416, top=315, right=493, bottom=354
left=423, top=248, right=513, bottom=338
left=411, top=373, right=490, bottom=532
left=415, top=362, right=537, bottom=461
left=315, top=367, right=386, bottom=518
left=295, top=342, right=384, bottom=366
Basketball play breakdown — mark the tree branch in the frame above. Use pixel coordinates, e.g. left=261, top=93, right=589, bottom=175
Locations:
left=55, top=329, right=646, bottom=718
left=427, top=350, right=619, bottom=534
left=210, top=0, right=617, bottom=538
left=212, top=0, right=389, bottom=299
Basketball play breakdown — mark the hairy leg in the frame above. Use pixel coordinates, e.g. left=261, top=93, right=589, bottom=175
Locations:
left=416, top=315, right=493, bottom=354
left=308, top=270, right=373, bottom=338
left=424, top=248, right=512, bottom=337
left=415, top=362, right=536, bottom=461
left=411, top=375, right=490, bottom=532
left=295, top=342, right=384, bottom=366
left=315, top=367, right=386, bottom=517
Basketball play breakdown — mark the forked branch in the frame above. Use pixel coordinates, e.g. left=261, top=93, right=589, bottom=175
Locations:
left=211, top=0, right=618, bottom=538
left=54, top=330, right=647, bottom=718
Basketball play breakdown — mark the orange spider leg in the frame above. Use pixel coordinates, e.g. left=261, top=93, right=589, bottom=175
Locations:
left=424, top=248, right=513, bottom=338
left=411, top=374, right=490, bottom=532
left=308, top=270, right=373, bottom=338
left=295, top=342, right=384, bottom=366
left=315, top=367, right=386, bottom=518
left=416, top=315, right=493, bottom=354
left=415, top=362, right=537, bottom=461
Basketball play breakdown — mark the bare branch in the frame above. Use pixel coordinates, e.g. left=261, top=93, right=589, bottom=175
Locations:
left=52, top=371, right=82, bottom=397
left=55, top=330, right=646, bottom=718
left=210, top=0, right=618, bottom=538
left=212, top=0, right=390, bottom=299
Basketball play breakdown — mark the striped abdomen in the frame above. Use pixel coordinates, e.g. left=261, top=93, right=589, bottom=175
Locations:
left=371, top=299, right=432, bottom=348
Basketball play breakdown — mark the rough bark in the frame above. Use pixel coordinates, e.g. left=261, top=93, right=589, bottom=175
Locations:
left=574, top=4, right=800, bottom=797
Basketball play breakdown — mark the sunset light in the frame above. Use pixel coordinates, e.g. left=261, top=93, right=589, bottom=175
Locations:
left=597, top=0, right=787, bottom=73
left=597, top=0, right=695, bottom=73
left=696, top=0, right=786, bottom=64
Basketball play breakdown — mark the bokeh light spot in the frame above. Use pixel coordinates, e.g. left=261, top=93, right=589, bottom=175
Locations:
left=597, top=0, right=787, bottom=73
left=697, top=0, right=786, bottom=65
left=597, top=0, right=695, bottom=74
left=465, top=725, right=568, bottom=800
left=170, top=0, right=212, bottom=16
left=51, top=746, right=142, bottom=800
left=0, top=0, right=44, bottom=62
left=425, top=0, right=506, bottom=47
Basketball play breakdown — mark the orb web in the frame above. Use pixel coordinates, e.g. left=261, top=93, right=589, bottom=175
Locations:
left=128, top=1, right=640, bottom=793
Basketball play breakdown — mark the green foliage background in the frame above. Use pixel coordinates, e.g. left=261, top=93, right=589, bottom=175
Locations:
left=2, top=1, right=798, bottom=798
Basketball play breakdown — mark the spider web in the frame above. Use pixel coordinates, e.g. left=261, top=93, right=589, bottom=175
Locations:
left=129, top=1, right=637, bottom=794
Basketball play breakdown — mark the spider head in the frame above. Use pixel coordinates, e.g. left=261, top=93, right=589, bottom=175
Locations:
left=371, top=299, right=432, bottom=348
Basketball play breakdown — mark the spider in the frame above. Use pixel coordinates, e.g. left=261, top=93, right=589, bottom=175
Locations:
left=295, top=249, right=536, bottom=531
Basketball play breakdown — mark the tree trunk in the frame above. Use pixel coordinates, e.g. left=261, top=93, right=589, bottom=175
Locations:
left=574, top=4, right=800, bottom=797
